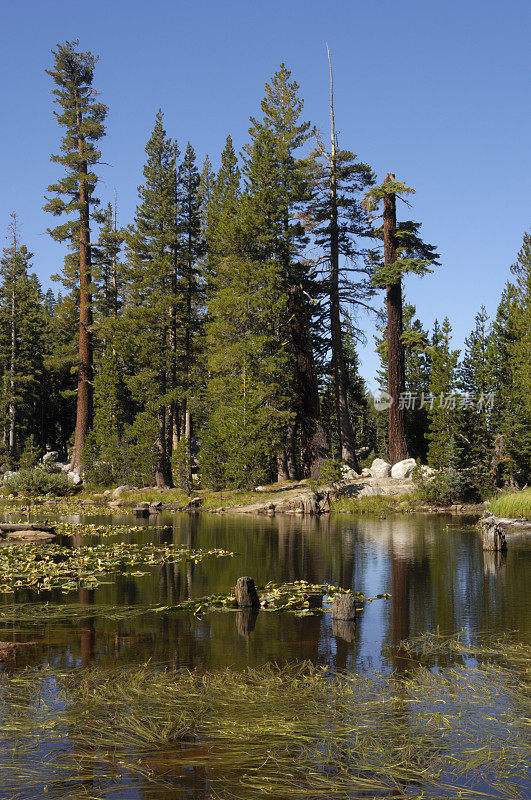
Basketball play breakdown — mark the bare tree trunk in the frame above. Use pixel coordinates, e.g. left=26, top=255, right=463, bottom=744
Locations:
left=327, top=50, right=358, bottom=470
left=277, top=447, right=289, bottom=481
left=285, top=423, right=298, bottom=479
left=8, top=217, right=17, bottom=457
left=70, top=105, right=93, bottom=474
left=383, top=173, right=408, bottom=464
left=155, top=401, right=173, bottom=488
left=288, top=286, right=329, bottom=479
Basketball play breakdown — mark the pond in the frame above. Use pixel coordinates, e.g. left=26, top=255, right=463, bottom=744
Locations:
left=0, top=510, right=529, bottom=799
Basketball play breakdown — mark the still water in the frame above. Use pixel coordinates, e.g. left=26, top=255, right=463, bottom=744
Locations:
left=1, top=511, right=529, bottom=672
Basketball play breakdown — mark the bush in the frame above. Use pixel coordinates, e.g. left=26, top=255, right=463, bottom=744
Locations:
left=413, top=466, right=482, bottom=505
left=2, top=468, right=75, bottom=496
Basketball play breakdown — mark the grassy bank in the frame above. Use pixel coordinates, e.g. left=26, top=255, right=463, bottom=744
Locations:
left=487, top=488, right=531, bottom=518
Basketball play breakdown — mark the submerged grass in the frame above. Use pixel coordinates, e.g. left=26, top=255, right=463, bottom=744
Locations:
left=487, top=488, right=531, bottom=519
left=0, top=634, right=529, bottom=800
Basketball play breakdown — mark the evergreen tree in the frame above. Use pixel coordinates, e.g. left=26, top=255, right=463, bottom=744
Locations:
left=92, top=198, right=124, bottom=335
left=307, top=48, right=374, bottom=468
left=44, top=40, right=107, bottom=473
left=427, top=317, right=460, bottom=468
left=364, top=175, right=438, bottom=464
left=175, top=142, right=204, bottom=470
left=458, top=305, right=495, bottom=484
left=245, top=64, right=328, bottom=478
left=0, top=216, right=46, bottom=458
left=123, top=110, right=177, bottom=487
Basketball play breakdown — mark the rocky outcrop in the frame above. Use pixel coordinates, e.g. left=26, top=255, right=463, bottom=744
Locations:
left=342, top=477, right=415, bottom=498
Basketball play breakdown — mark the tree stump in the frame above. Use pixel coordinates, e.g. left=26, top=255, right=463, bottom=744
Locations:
left=331, top=594, right=357, bottom=620
left=235, top=577, right=260, bottom=608
left=133, top=502, right=150, bottom=517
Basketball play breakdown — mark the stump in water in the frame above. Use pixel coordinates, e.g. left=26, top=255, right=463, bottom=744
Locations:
left=331, top=594, right=357, bottom=620
left=235, top=577, right=260, bottom=609
left=480, top=514, right=507, bottom=551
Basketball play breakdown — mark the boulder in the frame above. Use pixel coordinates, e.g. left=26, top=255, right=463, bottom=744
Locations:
left=341, top=465, right=360, bottom=482
left=133, top=502, right=150, bottom=517
left=370, top=458, right=391, bottom=478
left=42, top=451, right=60, bottom=463
left=112, top=485, right=135, bottom=497
left=7, top=530, right=56, bottom=543
left=390, top=458, right=417, bottom=480
left=361, top=467, right=371, bottom=478
left=67, top=471, right=82, bottom=486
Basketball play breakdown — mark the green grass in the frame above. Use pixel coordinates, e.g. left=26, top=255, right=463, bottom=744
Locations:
left=487, top=488, right=531, bottom=519
left=331, top=493, right=420, bottom=516
left=0, top=634, right=528, bottom=800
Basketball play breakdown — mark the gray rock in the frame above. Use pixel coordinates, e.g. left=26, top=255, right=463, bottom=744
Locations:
left=42, top=451, right=60, bottom=463
left=341, top=465, right=360, bottom=482
left=67, top=471, right=82, bottom=485
left=391, top=458, right=417, bottom=480
left=370, top=458, right=391, bottom=478
left=112, top=485, right=135, bottom=497
left=361, top=467, right=371, bottom=477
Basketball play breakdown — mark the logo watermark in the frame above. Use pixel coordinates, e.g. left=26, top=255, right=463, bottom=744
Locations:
left=369, top=391, right=495, bottom=412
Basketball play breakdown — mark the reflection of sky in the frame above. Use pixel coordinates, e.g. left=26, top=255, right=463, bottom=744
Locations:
left=0, top=511, right=529, bottom=677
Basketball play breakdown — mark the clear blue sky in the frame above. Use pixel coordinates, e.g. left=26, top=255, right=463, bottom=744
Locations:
left=1, top=0, right=529, bottom=386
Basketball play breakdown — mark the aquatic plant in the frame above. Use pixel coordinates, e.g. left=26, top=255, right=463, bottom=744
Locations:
left=0, top=635, right=528, bottom=799
left=0, top=542, right=233, bottom=594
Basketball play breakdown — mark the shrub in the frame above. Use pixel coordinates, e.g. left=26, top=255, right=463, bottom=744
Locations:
left=2, top=468, right=74, bottom=496
left=413, top=466, right=482, bottom=505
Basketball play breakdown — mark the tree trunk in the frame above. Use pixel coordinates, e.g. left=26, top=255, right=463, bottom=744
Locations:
left=277, top=447, right=289, bottom=482
left=383, top=173, right=408, bottom=464
left=70, top=107, right=93, bottom=474
left=285, top=423, right=298, bottom=479
left=327, top=48, right=358, bottom=470
left=288, top=285, right=329, bottom=479
left=155, top=403, right=173, bottom=488
left=8, top=255, right=16, bottom=457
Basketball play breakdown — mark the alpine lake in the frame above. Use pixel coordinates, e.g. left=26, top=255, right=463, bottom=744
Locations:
left=0, top=503, right=529, bottom=800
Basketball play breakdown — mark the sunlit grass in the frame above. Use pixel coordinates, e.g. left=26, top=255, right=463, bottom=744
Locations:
left=487, top=488, right=531, bottom=519
left=331, top=493, right=420, bottom=516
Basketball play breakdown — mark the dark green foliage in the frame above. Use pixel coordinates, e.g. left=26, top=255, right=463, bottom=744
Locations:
left=427, top=317, right=460, bottom=469
left=2, top=468, right=74, bottom=496
left=18, top=435, right=41, bottom=469
left=413, top=465, right=483, bottom=505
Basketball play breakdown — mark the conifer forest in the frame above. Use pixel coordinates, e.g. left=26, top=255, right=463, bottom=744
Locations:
left=1, top=40, right=530, bottom=497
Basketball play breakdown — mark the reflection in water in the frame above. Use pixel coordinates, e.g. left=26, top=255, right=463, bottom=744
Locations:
left=236, top=608, right=258, bottom=636
left=0, top=511, right=529, bottom=675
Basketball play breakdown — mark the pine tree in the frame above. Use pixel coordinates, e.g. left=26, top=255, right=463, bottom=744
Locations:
left=307, top=48, right=374, bottom=468
left=123, top=110, right=177, bottom=487
left=0, top=216, right=46, bottom=458
left=245, top=64, right=328, bottom=478
left=92, top=197, right=124, bottom=333
left=364, top=175, right=439, bottom=464
left=175, top=142, right=204, bottom=474
left=427, top=317, right=460, bottom=468
left=44, top=40, right=107, bottom=473
left=458, top=305, right=495, bottom=484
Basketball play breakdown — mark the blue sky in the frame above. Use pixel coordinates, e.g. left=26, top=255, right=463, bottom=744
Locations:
left=1, top=0, right=529, bottom=386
